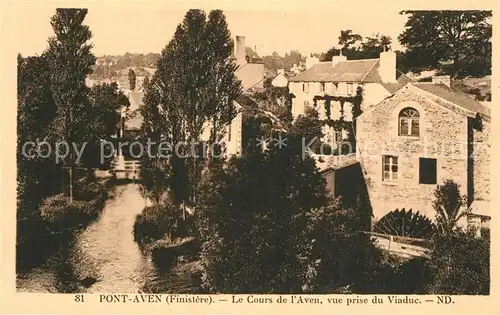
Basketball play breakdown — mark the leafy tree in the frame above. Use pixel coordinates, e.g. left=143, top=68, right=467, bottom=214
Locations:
left=17, top=54, right=61, bottom=231
left=128, top=68, right=136, bottom=90
left=290, top=107, right=323, bottom=153
left=44, top=8, right=96, bottom=202
left=141, top=9, right=242, bottom=205
left=82, top=82, right=129, bottom=167
left=196, top=135, right=327, bottom=293
left=433, top=180, right=469, bottom=235
left=322, top=30, right=393, bottom=61
left=429, top=230, right=489, bottom=294
left=142, top=75, right=150, bottom=91
left=398, top=10, right=492, bottom=77
left=302, top=203, right=396, bottom=293
left=338, top=29, right=362, bottom=49
left=261, top=50, right=305, bottom=71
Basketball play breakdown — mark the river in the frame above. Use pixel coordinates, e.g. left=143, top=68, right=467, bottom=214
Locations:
left=16, top=184, right=198, bottom=293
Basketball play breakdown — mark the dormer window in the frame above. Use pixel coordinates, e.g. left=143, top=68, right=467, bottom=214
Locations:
left=399, top=107, right=420, bottom=137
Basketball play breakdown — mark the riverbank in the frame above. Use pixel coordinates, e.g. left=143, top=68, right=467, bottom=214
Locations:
left=133, top=200, right=203, bottom=291
left=16, top=174, right=116, bottom=272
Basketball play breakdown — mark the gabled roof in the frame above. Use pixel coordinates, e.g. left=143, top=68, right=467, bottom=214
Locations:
left=413, top=83, right=491, bottom=119
left=289, top=58, right=411, bottom=94
left=289, top=59, right=379, bottom=83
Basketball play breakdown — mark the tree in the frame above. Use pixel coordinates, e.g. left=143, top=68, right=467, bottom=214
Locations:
left=429, top=230, right=489, bottom=294
left=44, top=8, right=96, bottom=202
left=338, top=29, right=362, bottom=49
left=432, top=180, right=469, bottom=235
left=128, top=68, right=136, bottom=91
left=196, top=135, right=328, bottom=293
left=398, top=10, right=492, bottom=77
left=141, top=9, right=242, bottom=205
left=82, top=83, right=129, bottom=167
left=17, top=54, right=61, bottom=235
left=142, top=75, right=150, bottom=91
left=290, top=107, right=323, bottom=153
left=322, top=30, right=393, bottom=61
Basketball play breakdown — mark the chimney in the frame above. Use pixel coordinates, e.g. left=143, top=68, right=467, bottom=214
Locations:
left=432, top=75, right=451, bottom=87
left=306, top=56, right=319, bottom=70
left=379, top=51, right=397, bottom=83
left=235, top=36, right=246, bottom=65
left=331, top=51, right=347, bottom=67
left=277, top=69, right=285, bottom=75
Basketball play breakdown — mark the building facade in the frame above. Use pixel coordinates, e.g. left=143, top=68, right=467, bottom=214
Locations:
left=288, top=51, right=412, bottom=147
left=356, top=82, right=490, bottom=229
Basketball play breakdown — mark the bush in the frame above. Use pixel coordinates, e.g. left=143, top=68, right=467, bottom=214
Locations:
left=302, top=204, right=398, bottom=293
left=133, top=200, right=186, bottom=246
left=428, top=230, right=490, bottom=295
left=39, top=179, right=108, bottom=232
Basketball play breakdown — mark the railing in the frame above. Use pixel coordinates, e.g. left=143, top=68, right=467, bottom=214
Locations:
left=111, top=158, right=142, bottom=180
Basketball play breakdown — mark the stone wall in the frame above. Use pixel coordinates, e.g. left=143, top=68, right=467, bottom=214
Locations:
left=356, top=85, right=469, bottom=220
left=472, top=118, right=490, bottom=202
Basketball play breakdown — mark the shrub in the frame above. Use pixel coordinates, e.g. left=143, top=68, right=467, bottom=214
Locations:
left=433, top=180, right=469, bottom=235
left=428, top=230, right=490, bottom=294
left=39, top=179, right=108, bottom=232
left=133, top=200, right=185, bottom=246
left=302, top=204, right=397, bottom=293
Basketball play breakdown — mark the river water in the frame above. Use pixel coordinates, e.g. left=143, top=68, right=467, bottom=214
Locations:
left=16, top=184, right=197, bottom=293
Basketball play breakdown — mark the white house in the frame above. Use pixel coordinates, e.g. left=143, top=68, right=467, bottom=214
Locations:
left=288, top=51, right=412, bottom=146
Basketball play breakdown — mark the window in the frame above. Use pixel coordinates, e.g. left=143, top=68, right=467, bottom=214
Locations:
left=347, top=83, right=354, bottom=95
left=419, top=158, right=436, bottom=184
left=320, top=83, right=325, bottom=93
left=228, top=123, right=232, bottom=141
left=399, top=107, right=420, bottom=136
left=302, top=83, right=309, bottom=93
left=334, top=130, right=343, bottom=143
left=382, top=155, right=398, bottom=181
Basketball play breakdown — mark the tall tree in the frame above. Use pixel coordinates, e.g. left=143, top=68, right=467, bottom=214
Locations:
left=398, top=10, right=492, bottom=77
left=141, top=9, right=242, bottom=205
left=45, top=8, right=96, bottom=202
left=128, top=68, right=136, bottom=90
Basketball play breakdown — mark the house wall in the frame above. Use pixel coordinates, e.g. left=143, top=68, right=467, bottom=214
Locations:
left=200, top=103, right=243, bottom=157
left=356, top=86, right=469, bottom=221
left=472, top=118, right=490, bottom=202
left=289, top=82, right=391, bottom=120
left=271, top=74, right=288, bottom=87
left=237, top=63, right=265, bottom=91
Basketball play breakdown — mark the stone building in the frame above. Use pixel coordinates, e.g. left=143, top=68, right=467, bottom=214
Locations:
left=356, top=82, right=490, bottom=232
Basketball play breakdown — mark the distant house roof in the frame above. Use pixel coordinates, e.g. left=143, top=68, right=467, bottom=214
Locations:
left=230, top=45, right=263, bottom=64
left=125, top=91, right=145, bottom=130
left=288, top=59, right=411, bottom=93
left=413, top=83, right=491, bottom=119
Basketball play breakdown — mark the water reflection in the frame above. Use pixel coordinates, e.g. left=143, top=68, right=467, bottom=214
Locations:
left=17, top=184, right=198, bottom=293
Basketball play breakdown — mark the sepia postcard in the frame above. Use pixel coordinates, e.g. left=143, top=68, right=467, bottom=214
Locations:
left=1, top=0, right=499, bottom=313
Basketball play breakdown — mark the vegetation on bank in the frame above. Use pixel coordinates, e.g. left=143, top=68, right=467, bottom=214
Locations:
left=17, top=9, right=128, bottom=269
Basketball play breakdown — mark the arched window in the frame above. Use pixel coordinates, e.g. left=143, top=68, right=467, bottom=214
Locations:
left=399, top=107, right=420, bottom=136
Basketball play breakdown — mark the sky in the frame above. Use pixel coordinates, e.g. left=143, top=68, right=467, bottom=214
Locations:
left=7, top=1, right=491, bottom=58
